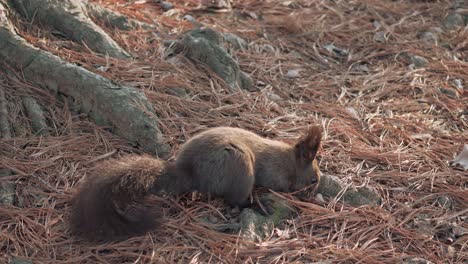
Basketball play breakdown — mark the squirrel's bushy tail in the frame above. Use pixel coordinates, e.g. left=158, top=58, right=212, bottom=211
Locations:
left=70, top=155, right=165, bottom=241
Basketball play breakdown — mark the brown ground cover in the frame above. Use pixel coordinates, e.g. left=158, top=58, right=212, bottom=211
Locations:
left=0, top=0, right=466, bottom=263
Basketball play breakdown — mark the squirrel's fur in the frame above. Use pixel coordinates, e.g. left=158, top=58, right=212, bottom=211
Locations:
left=70, top=126, right=322, bottom=241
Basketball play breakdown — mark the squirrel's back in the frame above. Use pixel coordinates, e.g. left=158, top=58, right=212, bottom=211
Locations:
left=175, top=126, right=321, bottom=202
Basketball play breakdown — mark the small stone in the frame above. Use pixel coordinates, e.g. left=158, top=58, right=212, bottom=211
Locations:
left=411, top=55, right=428, bottom=68
left=452, top=226, right=468, bottom=237
left=443, top=13, right=465, bottom=30
left=439, top=87, right=459, bottom=98
left=453, top=79, right=464, bottom=91
left=355, top=63, right=370, bottom=72
left=324, top=43, right=348, bottom=56
left=374, top=31, right=386, bottom=43
left=286, top=69, right=300, bottom=78
left=208, top=215, right=218, bottom=223
left=437, top=196, right=453, bottom=210
left=161, top=2, right=174, bottom=11
left=372, top=20, right=381, bottom=29
left=418, top=31, right=438, bottom=45
left=267, top=92, right=281, bottom=102
left=260, top=44, right=276, bottom=53
left=183, top=15, right=196, bottom=23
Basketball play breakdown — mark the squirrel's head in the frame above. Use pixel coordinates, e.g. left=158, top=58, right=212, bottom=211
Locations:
left=291, top=125, right=322, bottom=191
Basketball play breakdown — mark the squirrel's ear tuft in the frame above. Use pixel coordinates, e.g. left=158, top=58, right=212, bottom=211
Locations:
left=295, top=125, right=322, bottom=162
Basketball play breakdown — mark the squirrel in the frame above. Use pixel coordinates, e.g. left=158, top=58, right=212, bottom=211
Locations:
left=70, top=126, right=322, bottom=241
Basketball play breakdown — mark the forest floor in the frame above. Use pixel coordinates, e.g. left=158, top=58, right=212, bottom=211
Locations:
left=0, top=0, right=467, bottom=263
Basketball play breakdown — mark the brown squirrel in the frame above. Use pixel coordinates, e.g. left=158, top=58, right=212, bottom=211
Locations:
left=70, top=126, right=322, bottom=241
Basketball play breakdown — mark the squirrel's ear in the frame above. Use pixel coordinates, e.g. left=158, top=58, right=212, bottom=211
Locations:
left=295, top=125, right=322, bottom=162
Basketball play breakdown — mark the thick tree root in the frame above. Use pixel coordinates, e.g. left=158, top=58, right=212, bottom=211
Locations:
left=10, top=0, right=130, bottom=59
left=167, top=28, right=256, bottom=92
left=0, top=87, right=15, bottom=206
left=0, top=87, right=11, bottom=139
left=22, top=96, right=49, bottom=136
left=0, top=3, right=170, bottom=157
left=85, top=2, right=154, bottom=31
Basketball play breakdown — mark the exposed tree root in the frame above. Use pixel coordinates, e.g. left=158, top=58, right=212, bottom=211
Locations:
left=0, top=87, right=15, bottom=206
left=21, top=96, right=49, bottom=136
left=85, top=2, right=154, bottom=31
left=0, top=3, right=170, bottom=157
left=9, top=0, right=130, bottom=59
left=0, top=87, right=11, bottom=139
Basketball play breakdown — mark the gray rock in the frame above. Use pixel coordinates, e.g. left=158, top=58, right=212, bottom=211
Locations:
left=161, top=2, right=174, bottom=11
left=208, top=215, right=218, bottom=223
left=183, top=15, right=197, bottom=24
left=316, top=175, right=381, bottom=206
left=239, top=208, right=272, bottom=242
left=372, top=20, right=381, bottom=29
left=258, top=193, right=295, bottom=223
left=453, top=79, right=464, bottom=90
left=374, top=31, right=386, bottom=43
left=239, top=193, right=294, bottom=241
left=417, top=31, right=438, bottom=45
left=286, top=69, right=301, bottom=78
left=439, top=87, right=459, bottom=99
left=267, top=92, right=281, bottom=102
left=411, top=55, right=428, bottom=68
left=355, top=63, right=370, bottom=72
left=443, top=13, right=465, bottom=30
left=324, top=43, right=348, bottom=57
